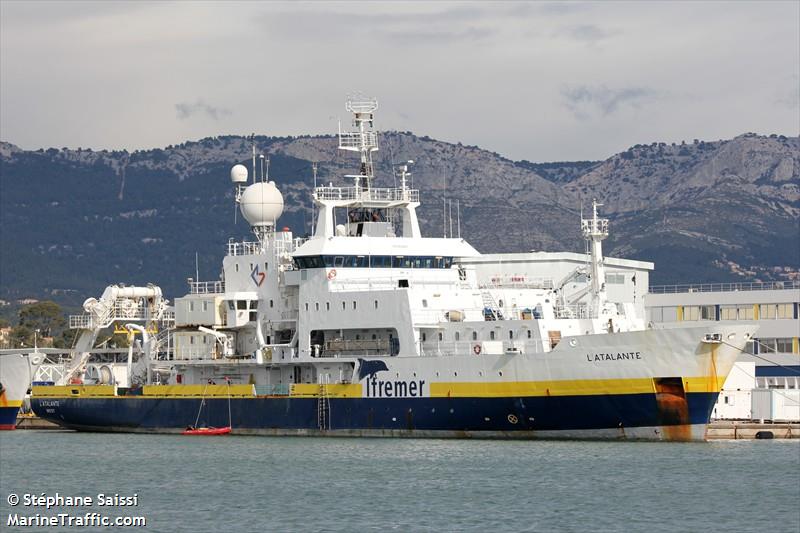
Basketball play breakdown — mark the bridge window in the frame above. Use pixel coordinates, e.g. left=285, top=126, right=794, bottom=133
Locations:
left=237, top=301, right=247, bottom=310
left=490, top=331, right=495, bottom=340
left=295, top=255, right=455, bottom=269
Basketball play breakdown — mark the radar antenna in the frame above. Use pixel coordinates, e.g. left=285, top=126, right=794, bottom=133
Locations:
left=339, top=95, right=379, bottom=192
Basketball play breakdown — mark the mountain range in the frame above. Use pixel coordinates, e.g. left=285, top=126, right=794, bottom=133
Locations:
left=1, top=132, right=797, bottom=305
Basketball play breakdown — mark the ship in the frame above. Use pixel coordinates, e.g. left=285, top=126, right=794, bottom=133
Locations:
left=0, top=351, right=40, bottom=429
left=30, top=97, right=756, bottom=440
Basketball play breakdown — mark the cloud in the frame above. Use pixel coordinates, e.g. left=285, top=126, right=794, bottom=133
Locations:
left=175, top=100, right=232, bottom=121
left=382, top=26, right=494, bottom=45
left=561, top=24, right=619, bottom=43
left=775, top=76, right=799, bottom=110
left=561, top=85, right=659, bottom=119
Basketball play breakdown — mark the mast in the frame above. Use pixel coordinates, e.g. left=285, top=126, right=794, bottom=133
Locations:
left=581, top=199, right=610, bottom=315
left=338, top=97, right=379, bottom=192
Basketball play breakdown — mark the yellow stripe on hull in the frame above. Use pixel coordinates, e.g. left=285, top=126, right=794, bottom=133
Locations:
left=32, top=385, right=116, bottom=397
left=32, top=376, right=727, bottom=400
left=291, top=383, right=362, bottom=398
left=142, top=384, right=255, bottom=397
left=429, top=376, right=727, bottom=398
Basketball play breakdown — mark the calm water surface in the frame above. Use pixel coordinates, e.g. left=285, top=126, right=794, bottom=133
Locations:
left=1, top=431, right=798, bottom=532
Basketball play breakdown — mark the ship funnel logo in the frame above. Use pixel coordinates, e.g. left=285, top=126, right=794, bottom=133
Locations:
left=357, top=359, right=389, bottom=381
left=251, top=265, right=266, bottom=287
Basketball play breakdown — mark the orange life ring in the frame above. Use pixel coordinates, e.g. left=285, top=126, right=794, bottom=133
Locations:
left=327, top=269, right=337, bottom=280
left=473, top=344, right=482, bottom=355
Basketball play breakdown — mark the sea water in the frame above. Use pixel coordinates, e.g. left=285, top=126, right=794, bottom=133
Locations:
left=1, top=431, right=798, bottom=532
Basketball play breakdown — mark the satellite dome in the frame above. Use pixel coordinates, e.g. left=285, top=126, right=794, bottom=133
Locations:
left=240, top=181, right=284, bottom=226
left=230, top=164, right=248, bottom=183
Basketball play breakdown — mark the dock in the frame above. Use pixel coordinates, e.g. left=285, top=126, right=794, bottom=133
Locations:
left=707, top=421, right=799, bottom=439
left=15, top=414, right=61, bottom=430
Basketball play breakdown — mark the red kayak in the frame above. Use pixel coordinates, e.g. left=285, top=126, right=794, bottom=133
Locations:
left=182, top=426, right=231, bottom=436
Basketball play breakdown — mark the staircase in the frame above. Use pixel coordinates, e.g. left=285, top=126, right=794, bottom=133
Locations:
left=480, top=287, right=502, bottom=320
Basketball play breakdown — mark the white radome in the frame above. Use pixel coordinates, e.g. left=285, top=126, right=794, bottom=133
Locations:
left=239, top=181, right=284, bottom=226
left=230, top=164, right=248, bottom=183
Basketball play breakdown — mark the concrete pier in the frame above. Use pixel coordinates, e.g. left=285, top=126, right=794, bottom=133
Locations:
left=15, top=414, right=61, bottom=430
left=707, top=421, right=799, bottom=439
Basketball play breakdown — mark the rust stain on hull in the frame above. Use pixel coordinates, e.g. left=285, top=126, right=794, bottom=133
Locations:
left=654, top=377, right=692, bottom=441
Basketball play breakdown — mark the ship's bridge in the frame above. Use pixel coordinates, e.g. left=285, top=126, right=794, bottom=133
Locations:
left=291, top=236, right=479, bottom=267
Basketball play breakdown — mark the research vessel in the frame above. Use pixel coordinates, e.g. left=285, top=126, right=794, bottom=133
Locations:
left=30, top=98, right=755, bottom=440
left=0, top=351, right=39, bottom=429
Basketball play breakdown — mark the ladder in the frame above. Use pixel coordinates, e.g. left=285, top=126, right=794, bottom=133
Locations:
left=480, top=286, right=502, bottom=320
left=317, top=375, right=331, bottom=431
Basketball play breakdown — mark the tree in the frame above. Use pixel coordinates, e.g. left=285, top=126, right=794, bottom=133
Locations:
left=9, top=325, right=33, bottom=348
left=18, top=301, right=66, bottom=338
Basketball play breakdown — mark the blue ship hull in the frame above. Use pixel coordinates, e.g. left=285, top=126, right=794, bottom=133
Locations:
left=31, top=392, right=719, bottom=440
left=0, top=405, right=20, bottom=430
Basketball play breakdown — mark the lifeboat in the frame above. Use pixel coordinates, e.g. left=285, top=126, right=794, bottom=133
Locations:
left=182, top=426, right=231, bottom=436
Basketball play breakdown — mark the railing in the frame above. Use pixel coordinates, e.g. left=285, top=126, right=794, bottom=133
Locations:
left=484, top=277, right=555, bottom=290
left=314, top=186, right=420, bottom=203
left=174, top=347, right=216, bottom=361
left=319, top=339, right=390, bottom=357
left=69, top=314, right=94, bottom=329
left=581, top=217, right=609, bottom=235
left=419, top=340, right=544, bottom=357
left=338, top=131, right=378, bottom=149
left=188, top=281, right=225, bottom=294
left=553, top=303, right=595, bottom=319
left=227, top=241, right=263, bottom=256
left=649, top=281, right=800, bottom=294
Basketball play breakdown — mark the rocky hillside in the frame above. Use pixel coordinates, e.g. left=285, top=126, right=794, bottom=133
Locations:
left=0, top=132, right=797, bottom=303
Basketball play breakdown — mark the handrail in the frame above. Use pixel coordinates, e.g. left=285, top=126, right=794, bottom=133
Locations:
left=649, top=281, right=800, bottom=294
left=188, top=281, right=225, bottom=294
left=313, top=185, right=420, bottom=203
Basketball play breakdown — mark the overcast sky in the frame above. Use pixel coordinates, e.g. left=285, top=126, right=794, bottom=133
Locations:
left=1, top=1, right=797, bottom=161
